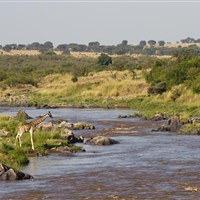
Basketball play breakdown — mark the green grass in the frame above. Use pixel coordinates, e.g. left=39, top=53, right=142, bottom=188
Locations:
left=0, top=116, right=82, bottom=169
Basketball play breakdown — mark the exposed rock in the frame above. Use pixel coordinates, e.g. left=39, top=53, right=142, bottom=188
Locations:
left=37, top=122, right=55, bottom=131
left=61, top=130, right=84, bottom=144
left=153, top=116, right=183, bottom=132
left=167, top=116, right=183, bottom=132
left=118, top=114, right=132, bottom=118
left=152, top=126, right=171, bottom=132
left=36, top=104, right=58, bottom=109
left=150, top=113, right=167, bottom=121
left=61, top=129, right=74, bottom=139
left=50, top=118, right=69, bottom=125
left=15, top=109, right=32, bottom=120
left=73, top=122, right=95, bottom=130
left=57, top=121, right=74, bottom=129
left=85, top=136, right=119, bottom=146
left=118, top=112, right=142, bottom=118
left=0, top=163, right=33, bottom=180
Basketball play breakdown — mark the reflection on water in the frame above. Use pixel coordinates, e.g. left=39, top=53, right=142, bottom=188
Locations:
left=1, top=108, right=200, bottom=199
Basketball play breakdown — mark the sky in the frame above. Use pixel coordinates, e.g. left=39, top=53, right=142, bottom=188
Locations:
left=0, top=1, right=199, bottom=47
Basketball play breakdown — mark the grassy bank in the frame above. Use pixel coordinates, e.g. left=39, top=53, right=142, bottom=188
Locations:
left=1, top=69, right=200, bottom=118
left=0, top=116, right=81, bottom=169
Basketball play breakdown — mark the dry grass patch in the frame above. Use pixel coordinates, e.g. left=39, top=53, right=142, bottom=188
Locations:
left=34, top=70, right=149, bottom=101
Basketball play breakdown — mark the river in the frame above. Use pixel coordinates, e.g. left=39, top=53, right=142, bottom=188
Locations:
left=0, top=107, right=200, bottom=199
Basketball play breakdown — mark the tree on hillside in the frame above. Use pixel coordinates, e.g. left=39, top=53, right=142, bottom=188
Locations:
left=56, top=44, right=68, bottom=51
left=88, top=41, right=100, bottom=52
left=148, top=40, right=156, bottom=46
left=44, top=41, right=54, bottom=50
left=17, top=44, right=26, bottom=50
left=3, top=44, right=17, bottom=52
left=181, top=37, right=195, bottom=43
left=97, top=53, right=112, bottom=66
left=27, top=42, right=41, bottom=50
left=139, top=40, right=146, bottom=47
left=158, top=40, right=165, bottom=46
left=121, top=40, right=128, bottom=46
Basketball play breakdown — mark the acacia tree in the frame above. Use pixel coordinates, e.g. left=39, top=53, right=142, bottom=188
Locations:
left=44, top=41, right=53, bottom=50
left=139, top=40, right=146, bottom=46
left=121, top=40, right=128, bottom=46
left=158, top=40, right=165, bottom=46
left=148, top=40, right=156, bottom=46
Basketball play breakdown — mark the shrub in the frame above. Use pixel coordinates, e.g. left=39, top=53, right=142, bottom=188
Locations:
left=71, top=76, right=78, bottom=83
left=170, top=87, right=183, bottom=101
left=97, top=53, right=112, bottom=66
left=148, top=81, right=167, bottom=95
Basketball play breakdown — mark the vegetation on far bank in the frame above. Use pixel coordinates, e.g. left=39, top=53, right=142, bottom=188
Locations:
left=0, top=49, right=199, bottom=118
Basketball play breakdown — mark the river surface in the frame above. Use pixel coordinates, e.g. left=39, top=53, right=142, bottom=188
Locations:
left=1, top=107, right=200, bottom=199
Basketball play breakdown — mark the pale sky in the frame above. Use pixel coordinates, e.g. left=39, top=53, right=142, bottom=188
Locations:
left=0, top=1, right=199, bottom=46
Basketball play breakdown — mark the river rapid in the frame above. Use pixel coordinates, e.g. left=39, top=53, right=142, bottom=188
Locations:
left=0, top=107, right=200, bottom=200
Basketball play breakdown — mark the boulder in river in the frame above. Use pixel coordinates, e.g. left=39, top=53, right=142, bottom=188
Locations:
left=85, top=136, right=119, bottom=146
left=61, top=130, right=84, bottom=144
left=0, top=163, right=33, bottom=180
left=57, top=121, right=74, bottom=129
left=150, top=113, right=167, bottom=121
left=73, top=122, right=95, bottom=130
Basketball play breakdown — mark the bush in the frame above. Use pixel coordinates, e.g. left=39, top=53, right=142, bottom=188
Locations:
left=148, top=82, right=167, bottom=95
left=192, top=81, right=200, bottom=94
left=71, top=76, right=78, bottom=83
left=97, top=53, right=112, bottom=66
left=170, top=87, right=183, bottom=101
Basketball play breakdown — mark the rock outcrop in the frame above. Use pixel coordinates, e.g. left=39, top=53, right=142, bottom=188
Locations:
left=150, top=113, right=167, bottom=121
left=61, top=130, right=84, bottom=144
left=152, top=116, right=183, bottom=132
left=0, top=163, right=33, bottom=180
left=73, top=122, right=95, bottom=130
left=85, top=136, right=119, bottom=146
left=153, top=115, right=200, bottom=135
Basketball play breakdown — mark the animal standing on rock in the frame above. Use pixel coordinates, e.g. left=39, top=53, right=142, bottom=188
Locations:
left=15, top=111, right=53, bottom=150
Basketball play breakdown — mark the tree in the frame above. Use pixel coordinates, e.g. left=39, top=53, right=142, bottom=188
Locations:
left=2, top=44, right=17, bottom=52
left=17, top=44, right=26, bottom=50
left=27, top=42, right=41, bottom=50
left=181, top=37, right=195, bottom=43
left=56, top=44, right=68, bottom=52
left=121, top=40, right=128, bottom=46
left=43, top=41, right=53, bottom=50
left=158, top=40, right=165, bottom=46
left=97, top=53, right=112, bottom=66
left=148, top=40, right=156, bottom=46
left=88, top=41, right=100, bottom=52
left=139, top=40, right=146, bottom=46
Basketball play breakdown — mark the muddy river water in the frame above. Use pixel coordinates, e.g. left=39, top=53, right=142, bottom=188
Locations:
left=0, top=107, right=200, bottom=199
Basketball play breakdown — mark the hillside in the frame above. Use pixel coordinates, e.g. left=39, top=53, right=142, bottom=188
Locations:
left=0, top=52, right=199, bottom=117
